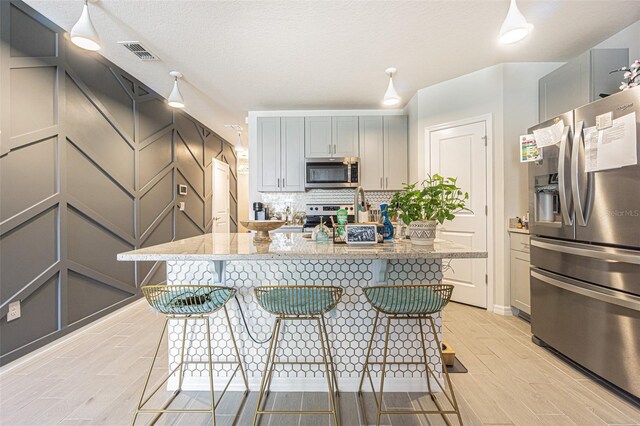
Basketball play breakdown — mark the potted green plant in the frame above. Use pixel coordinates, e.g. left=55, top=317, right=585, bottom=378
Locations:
left=388, top=175, right=470, bottom=246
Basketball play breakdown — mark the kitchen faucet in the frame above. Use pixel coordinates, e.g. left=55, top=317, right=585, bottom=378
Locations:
left=354, top=186, right=366, bottom=223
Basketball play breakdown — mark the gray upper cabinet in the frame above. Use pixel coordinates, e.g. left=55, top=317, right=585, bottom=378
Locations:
left=359, top=116, right=384, bottom=190
left=257, top=117, right=305, bottom=192
left=332, top=116, right=359, bottom=157
left=281, top=117, right=305, bottom=191
left=305, top=116, right=332, bottom=158
left=539, top=48, right=629, bottom=122
left=358, top=115, right=408, bottom=191
left=384, top=115, right=408, bottom=191
left=305, top=116, right=359, bottom=158
left=257, top=117, right=281, bottom=192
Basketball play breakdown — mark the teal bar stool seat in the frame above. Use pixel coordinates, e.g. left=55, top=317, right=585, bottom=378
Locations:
left=133, top=285, right=249, bottom=426
left=358, top=284, right=463, bottom=426
left=252, top=285, right=343, bottom=426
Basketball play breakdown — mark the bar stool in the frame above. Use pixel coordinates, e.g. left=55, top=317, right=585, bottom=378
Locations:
left=133, top=285, right=249, bottom=426
left=358, top=284, right=462, bottom=426
left=252, top=285, right=343, bottom=426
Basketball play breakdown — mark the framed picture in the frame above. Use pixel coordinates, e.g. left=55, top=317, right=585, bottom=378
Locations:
left=345, top=224, right=378, bottom=245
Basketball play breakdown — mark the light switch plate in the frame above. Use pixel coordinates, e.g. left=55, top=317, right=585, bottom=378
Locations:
left=7, top=301, right=21, bottom=322
left=179, top=202, right=185, bottom=211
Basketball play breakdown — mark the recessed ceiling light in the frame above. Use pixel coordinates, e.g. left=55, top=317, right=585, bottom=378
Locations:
left=70, top=0, right=101, bottom=51
left=383, top=67, right=400, bottom=106
left=167, top=71, right=185, bottom=109
left=499, top=0, right=533, bottom=44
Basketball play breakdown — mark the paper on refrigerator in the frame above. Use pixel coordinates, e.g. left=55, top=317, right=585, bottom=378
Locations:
left=584, top=111, right=637, bottom=172
left=532, top=120, right=565, bottom=148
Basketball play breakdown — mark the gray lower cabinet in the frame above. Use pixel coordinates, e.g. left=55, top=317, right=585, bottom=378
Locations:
left=358, top=115, right=408, bottom=191
left=305, top=116, right=359, bottom=158
left=509, top=232, right=531, bottom=315
left=539, top=48, right=629, bottom=122
left=257, top=117, right=304, bottom=192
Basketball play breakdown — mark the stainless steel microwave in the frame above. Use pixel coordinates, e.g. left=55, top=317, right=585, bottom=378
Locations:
left=305, top=157, right=359, bottom=189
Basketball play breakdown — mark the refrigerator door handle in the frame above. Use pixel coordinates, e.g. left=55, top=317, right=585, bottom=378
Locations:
left=531, top=238, right=640, bottom=264
left=531, top=269, right=640, bottom=312
left=558, top=125, right=573, bottom=226
left=571, top=121, right=594, bottom=226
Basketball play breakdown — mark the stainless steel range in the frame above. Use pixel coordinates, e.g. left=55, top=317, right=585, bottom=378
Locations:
left=303, top=204, right=355, bottom=231
left=528, top=87, right=640, bottom=398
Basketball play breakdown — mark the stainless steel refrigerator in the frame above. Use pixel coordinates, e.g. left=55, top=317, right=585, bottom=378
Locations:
left=528, top=87, right=640, bottom=398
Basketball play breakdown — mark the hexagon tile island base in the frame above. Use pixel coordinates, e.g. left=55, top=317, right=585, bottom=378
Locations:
left=165, top=259, right=445, bottom=392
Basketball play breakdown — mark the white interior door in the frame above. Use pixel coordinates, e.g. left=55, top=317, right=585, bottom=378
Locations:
left=211, top=158, right=230, bottom=235
left=428, top=120, right=488, bottom=308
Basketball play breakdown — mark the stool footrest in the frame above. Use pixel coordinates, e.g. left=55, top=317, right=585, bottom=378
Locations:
left=256, top=410, right=335, bottom=415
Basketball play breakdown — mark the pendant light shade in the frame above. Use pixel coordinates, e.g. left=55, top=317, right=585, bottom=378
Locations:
left=383, top=67, right=400, bottom=106
left=499, top=0, right=533, bottom=44
left=167, top=71, right=185, bottom=109
left=70, top=1, right=101, bottom=51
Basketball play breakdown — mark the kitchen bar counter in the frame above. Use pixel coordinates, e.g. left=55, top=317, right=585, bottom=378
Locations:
left=118, top=232, right=487, bottom=261
left=118, top=233, right=486, bottom=392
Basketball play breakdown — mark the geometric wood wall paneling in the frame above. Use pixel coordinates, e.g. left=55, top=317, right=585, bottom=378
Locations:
left=9, top=66, right=57, bottom=137
left=139, top=171, right=174, bottom=233
left=66, top=139, right=135, bottom=237
left=64, top=48, right=135, bottom=140
left=0, top=272, right=59, bottom=356
left=66, top=270, right=134, bottom=325
left=66, top=206, right=135, bottom=286
left=0, top=136, right=58, bottom=222
left=139, top=130, right=173, bottom=188
left=0, top=207, right=58, bottom=305
left=65, top=74, right=135, bottom=189
left=0, top=0, right=238, bottom=365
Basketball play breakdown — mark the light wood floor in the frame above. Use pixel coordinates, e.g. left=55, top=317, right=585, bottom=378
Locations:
left=1, top=300, right=638, bottom=426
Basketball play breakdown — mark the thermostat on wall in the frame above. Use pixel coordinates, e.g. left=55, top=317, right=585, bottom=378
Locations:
left=178, top=184, right=188, bottom=195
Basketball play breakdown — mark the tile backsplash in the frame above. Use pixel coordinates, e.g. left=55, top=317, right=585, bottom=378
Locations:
left=260, top=189, right=394, bottom=216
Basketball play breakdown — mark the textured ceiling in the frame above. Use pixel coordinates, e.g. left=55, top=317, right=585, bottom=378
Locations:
left=23, top=0, right=640, bottom=145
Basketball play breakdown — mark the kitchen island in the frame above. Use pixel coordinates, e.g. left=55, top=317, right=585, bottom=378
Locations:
left=118, top=233, right=486, bottom=392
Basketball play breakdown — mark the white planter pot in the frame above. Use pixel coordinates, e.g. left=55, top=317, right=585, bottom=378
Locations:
left=408, top=220, right=437, bottom=246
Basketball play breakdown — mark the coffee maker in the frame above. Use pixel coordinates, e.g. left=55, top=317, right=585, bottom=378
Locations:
left=253, top=202, right=269, bottom=221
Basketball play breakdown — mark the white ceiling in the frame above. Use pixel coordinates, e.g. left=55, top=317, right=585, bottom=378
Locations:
left=24, top=1, right=640, bottom=145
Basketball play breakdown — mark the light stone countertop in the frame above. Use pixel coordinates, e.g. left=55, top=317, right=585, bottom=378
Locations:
left=117, top=233, right=487, bottom=262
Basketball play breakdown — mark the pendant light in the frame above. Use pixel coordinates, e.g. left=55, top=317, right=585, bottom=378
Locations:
left=499, top=0, right=533, bottom=44
left=167, top=71, right=185, bottom=108
left=70, top=0, right=101, bottom=51
left=383, top=67, right=400, bottom=106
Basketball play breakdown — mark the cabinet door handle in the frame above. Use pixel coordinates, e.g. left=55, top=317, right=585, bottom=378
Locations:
left=386, top=177, right=388, bottom=188
left=380, top=177, right=383, bottom=188
left=282, top=178, right=285, bottom=188
left=277, top=178, right=280, bottom=188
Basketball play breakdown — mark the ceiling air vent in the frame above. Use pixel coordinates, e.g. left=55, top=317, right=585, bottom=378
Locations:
left=118, top=41, right=159, bottom=61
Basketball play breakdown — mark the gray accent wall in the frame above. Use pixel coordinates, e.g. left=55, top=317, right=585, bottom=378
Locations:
left=0, top=0, right=238, bottom=365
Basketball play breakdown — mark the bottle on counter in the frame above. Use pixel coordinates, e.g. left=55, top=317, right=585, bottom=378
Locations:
left=380, top=203, right=394, bottom=242
left=517, top=217, right=523, bottom=229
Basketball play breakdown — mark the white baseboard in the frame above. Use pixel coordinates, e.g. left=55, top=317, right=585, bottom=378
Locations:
left=492, top=304, right=513, bottom=316
left=169, top=376, right=443, bottom=393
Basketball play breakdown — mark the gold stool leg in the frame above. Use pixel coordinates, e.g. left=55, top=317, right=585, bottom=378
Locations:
left=376, top=316, right=392, bottom=426
left=320, top=315, right=340, bottom=398
left=428, top=316, right=463, bottom=425
left=204, top=317, right=217, bottom=426
left=132, top=317, right=169, bottom=426
left=223, top=305, right=249, bottom=392
left=263, top=317, right=283, bottom=397
left=317, top=317, right=340, bottom=426
left=253, top=317, right=281, bottom=426
left=357, top=310, right=380, bottom=426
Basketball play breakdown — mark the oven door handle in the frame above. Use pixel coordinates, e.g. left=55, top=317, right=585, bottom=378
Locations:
left=531, top=269, right=640, bottom=312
